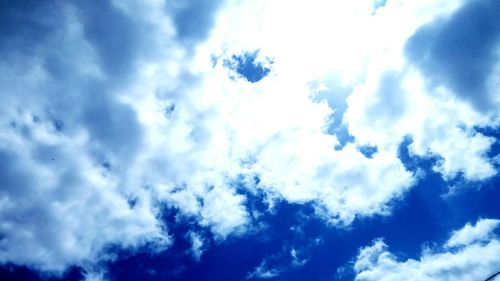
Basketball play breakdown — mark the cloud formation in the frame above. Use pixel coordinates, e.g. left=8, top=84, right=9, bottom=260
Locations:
left=0, top=0, right=178, bottom=273
left=0, top=0, right=498, bottom=278
left=354, top=219, right=500, bottom=281
left=405, top=0, right=500, bottom=113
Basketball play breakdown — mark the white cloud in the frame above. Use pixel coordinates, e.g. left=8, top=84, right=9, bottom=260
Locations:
left=345, top=69, right=497, bottom=181
left=187, top=231, right=206, bottom=261
left=107, top=0, right=499, bottom=239
left=290, top=248, right=308, bottom=267
left=0, top=113, right=170, bottom=272
left=246, top=259, right=281, bottom=280
left=354, top=218, right=500, bottom=281
left=446, top=219, right=500, bottom=248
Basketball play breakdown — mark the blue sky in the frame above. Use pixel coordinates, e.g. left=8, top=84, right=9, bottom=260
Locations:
left=0, top=0, right=499, bottom=281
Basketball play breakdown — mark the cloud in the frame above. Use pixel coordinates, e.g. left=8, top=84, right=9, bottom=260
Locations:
left=1, top=0, right=499, bottom=277
left=0, top=0, right=247, bottom=274
left=166, top=0, right=224, bottom=45
left=445, top=219, right=500, bottom=248
left=405, top=0, right=500, bottom=113
left=187, top=231, right=206, bottom=261
left=290, top=248, right=309, bottom=267
left=353, top=218, right=500, bottom=281
left=246, top=258, right=281, bottom=280
left=344, top=0, right=498, bottom=181
left=0, top=0, right=176, bottom=273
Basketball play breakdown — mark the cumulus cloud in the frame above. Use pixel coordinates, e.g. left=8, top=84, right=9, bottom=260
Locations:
left=445, top=219, right=500, bottom=248
left=353, top=218, right=500, bottom=281
left=343, top=0, right=499, bottom=181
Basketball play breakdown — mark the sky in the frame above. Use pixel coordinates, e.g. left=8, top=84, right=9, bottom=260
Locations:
left=0, top=0, right=499, bottom=280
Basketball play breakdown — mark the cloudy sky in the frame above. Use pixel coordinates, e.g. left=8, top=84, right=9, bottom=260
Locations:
left=0, top=0, right=499, bottom=280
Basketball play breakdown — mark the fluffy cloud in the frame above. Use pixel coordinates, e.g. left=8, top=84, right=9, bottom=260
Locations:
left=353, top=219, right=500, bottom=281
left=445, top=219, right=500, bottom=248
left=344, top=0, right=499, bottom=181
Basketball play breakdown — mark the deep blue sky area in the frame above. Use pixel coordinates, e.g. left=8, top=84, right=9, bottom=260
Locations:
left=102, top=138, right=500, bottom=281
left=1, top=1, right=499, bottom=280
left=2, top=135, right=499, bottom=281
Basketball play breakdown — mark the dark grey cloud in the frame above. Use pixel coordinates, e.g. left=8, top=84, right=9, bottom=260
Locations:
left=167, top=0, right=223, bottom=45
left=0, top=0, right=154, bottom=162
left=81, top=86, right=143, bottom=161
left=73, top=0, right=143, bottom=79
left=0, top=0, right=63, bottom=56
left=0, top=149, right=34, bottom=197
left=405, top=0, right=500, bottom=112
left=0, top=0, right=171, bottom=272
left=0, top=0, right=233, bottom=271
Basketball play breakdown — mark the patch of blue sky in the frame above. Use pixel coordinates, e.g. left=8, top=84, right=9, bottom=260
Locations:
left=357, top=145, right=378, bottom=158
left=100, top=169, right=500, bottom=281
left=15, top=133, right=496, bottom=281
left=223, top=51, right=273, bottom=83
left=2, top=168, right=499, bottom=281
left=373, top=0, right=386, bottom=9
left=370, top=0, right=387, bottom=15
left=106, top=135, right=499, bottom=281
left=309, top=78, right=355, bottom=149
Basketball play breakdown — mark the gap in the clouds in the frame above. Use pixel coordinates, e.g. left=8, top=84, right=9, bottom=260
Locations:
left=221, top=50, right=273, bottom=83
left=330, top=125, right=355, bottom=150
left=357, top=145, right=378, bottom=158
left=6, top=170, right=499, bottom=281
left=105, top=177, right=499, bottom=281
left=105, top=206, right=208, bottom=281
left=164, top=103, right=176, bottom=118
left=474, top=126, right=500, bottom=163
left=385, top=136, right=500, bottom=253
left=101, top=138, right=499, bottom=281
left=372, top=0, right=387, bottom=12
left=309, top=78, right=354, bottom=150
left=5, top=137, right=498, bottom=281
left=105, top=199, right=321, bottom=281
left=104, top=141, right=500, bottom=281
